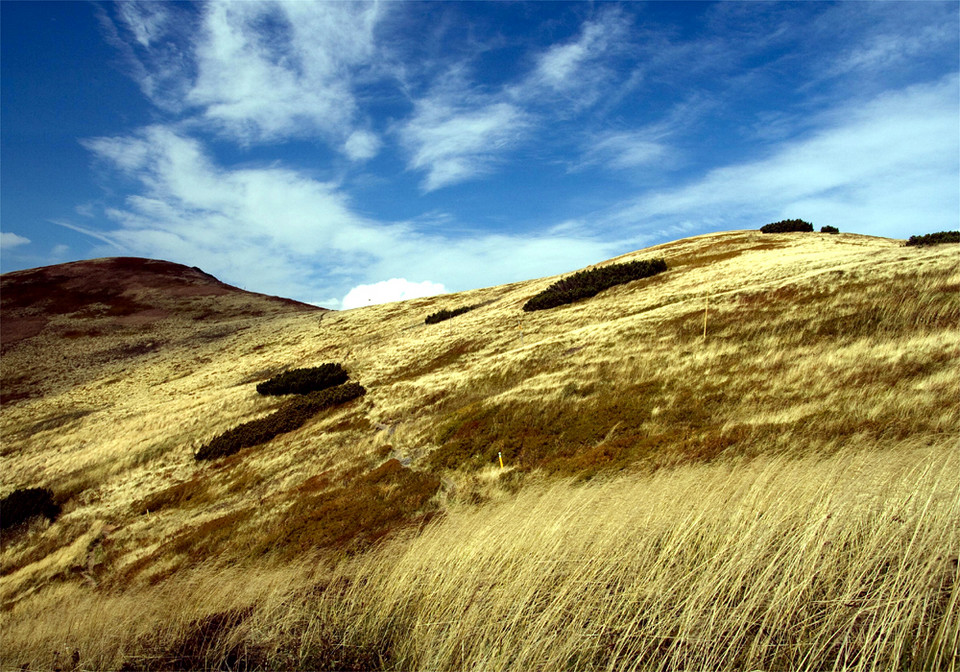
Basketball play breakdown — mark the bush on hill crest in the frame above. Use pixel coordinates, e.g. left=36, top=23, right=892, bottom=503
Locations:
left=905, top=231, right=960, bottom=247
left=820, top=225, right=840, bottom=234
left=523, top=258, right=668, bottom=312
left=760, top=219, right=814, bottom=233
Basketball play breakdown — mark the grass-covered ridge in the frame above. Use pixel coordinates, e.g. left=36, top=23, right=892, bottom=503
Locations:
left=1, top=229, right=957, bottom=670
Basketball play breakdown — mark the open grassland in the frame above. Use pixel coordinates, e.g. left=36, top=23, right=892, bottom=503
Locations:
left=2, top=230, right=958, bottom=669
left=3, top=446, right=957, bottom=671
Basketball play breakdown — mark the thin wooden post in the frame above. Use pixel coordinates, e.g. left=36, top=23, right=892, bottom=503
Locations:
left=703, top=296, right=709, bottom=340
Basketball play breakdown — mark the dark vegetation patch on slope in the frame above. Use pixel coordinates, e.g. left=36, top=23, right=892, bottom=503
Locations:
left=0, top=488, right=60, bottom=531
left=425, top=304, right=478, bottom=324
left=256, top=363, right=349, bottom=396
left=195, top=383, right=366, bottom=461
left=252, top=459, right=441, bottom=559
left=523, top=258, right=668, bottom=312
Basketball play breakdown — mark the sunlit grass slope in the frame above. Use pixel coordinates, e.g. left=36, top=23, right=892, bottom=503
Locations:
left=2, top=230, right=958, bottom=670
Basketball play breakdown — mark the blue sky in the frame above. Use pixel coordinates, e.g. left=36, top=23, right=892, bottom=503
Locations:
left=2, top=1, right=957, bottom=308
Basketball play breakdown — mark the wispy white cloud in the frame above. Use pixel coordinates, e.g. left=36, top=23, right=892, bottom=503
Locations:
left=103, top=0, right=386, bottom=153
left=604, top=75, right=960, bottom=239
left=527, top=8, right=630, bottom=105
left=81, top=125, right=617, bottom=305
left=576, top=131, right=669, bottom=172
left=398, top=8, right=637, bottom=191
left=0, top=232, right=31, bottom=250
left=400, top=96, right=531, bottom=191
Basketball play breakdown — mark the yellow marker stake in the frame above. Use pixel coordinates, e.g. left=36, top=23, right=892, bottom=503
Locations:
left=498, top=452, right=504, bottom=469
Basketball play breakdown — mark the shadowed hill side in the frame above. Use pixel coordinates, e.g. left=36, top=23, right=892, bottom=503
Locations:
left=1, top=230, right=958, bottom=671
left=0, top=257, right=322, bottom=404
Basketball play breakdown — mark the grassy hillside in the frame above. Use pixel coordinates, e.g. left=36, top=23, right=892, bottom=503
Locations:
left=2, top=230, right=958, bottom=670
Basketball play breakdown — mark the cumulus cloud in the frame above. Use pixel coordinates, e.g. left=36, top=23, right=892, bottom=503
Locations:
left=0, top=232, right=30, bottom=249
left=342, top=278, right=446, bottom=310
left=344, top=130, right=382, bottom=161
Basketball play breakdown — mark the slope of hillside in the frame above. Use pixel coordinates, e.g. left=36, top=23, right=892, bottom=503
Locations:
left=1, top=231, right=958, bottom=670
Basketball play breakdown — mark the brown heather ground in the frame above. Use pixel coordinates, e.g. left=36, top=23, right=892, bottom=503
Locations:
left=1, top=230, right=958, bottom=670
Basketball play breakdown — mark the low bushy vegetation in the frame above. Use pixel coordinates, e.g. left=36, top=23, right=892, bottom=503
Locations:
left=905, top=230, right=960, bottom=247
left=253, top=459, right=441, bottom=557
left=425, top=304, right=478, bottom=325
left=523, top=258, right=668, bottom=312
left=196, top=382, right=366, bottom=461
left=0, top=487, right=60, bottom=530
left=820, top=225, right=840, bottom=234
left=760, top=218, right=814, bottom=233
left=256, top=363, right=348, bottom=396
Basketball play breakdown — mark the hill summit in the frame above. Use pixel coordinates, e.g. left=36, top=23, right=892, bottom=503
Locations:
left=1, top=256, right=320, bottom=404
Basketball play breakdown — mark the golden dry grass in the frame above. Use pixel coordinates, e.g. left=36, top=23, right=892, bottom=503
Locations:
left=1, top=230, right=958, bottom=669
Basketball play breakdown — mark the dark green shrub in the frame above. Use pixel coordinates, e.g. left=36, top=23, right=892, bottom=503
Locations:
left=760, top=219, right=814, bottom=233
left=905, top=231, right=960, bottom=247
left=1, top=487, right=60, bottom=530
left=821, top=225, right=840, bottom=234
left=523, top=258, right=668, bottom=312
left=256, top=363, right=348, bottom=396
left=425, top=304, right=478, bottom=325
left=196, top=382, right=366, bottom=461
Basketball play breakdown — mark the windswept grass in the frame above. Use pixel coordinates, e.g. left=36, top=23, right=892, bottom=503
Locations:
left=2, top=445, right=956, bottom=671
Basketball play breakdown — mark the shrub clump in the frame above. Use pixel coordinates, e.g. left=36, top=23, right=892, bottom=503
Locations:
left=256, top=363, right=348, bottom=396
left=196, top=383, right=366, bottom=461
left=523, top=258, right=668, bottom=312
left=425, top=304, right=478, bottom=325
left=820, top=225, right=840, bottom=234
left=1, top=487, right=60, bottom=530
left=905, top=231, right=960, bottom=247
left=760, top=219, right=814, bottom=233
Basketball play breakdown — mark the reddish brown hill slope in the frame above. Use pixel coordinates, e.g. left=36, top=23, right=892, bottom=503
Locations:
left=1, top=257, right=322, bottom=403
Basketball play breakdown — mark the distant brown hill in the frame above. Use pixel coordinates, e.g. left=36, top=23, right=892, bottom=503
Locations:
left=0, top=257, right=322, bottom=404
